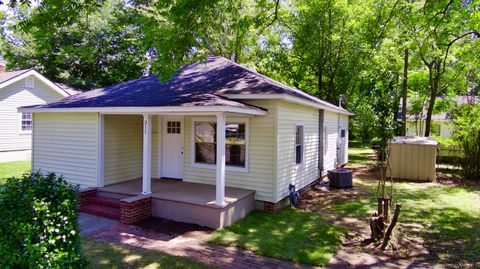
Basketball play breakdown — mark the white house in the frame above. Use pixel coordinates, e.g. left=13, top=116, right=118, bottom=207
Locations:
left=20, top=57, right=352, bottom=228
left=0, top=66, right=76, bottom=162
left=404, top=96, right=479, bottom=139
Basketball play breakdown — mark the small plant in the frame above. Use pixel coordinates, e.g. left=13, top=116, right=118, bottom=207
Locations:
left=0, top=171, right=86, bottom=268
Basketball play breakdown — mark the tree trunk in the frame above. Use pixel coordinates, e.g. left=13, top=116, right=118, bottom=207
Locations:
left=369, top=214, right=385, bottom=241
left=424, top=61, right=440, bottom=137
left=381, top=203, right=402, bottom=250
left=401, top=49, right=408, bottom=136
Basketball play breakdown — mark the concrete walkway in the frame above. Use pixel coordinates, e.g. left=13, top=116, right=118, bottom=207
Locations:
left=80, top=213, right=316, bottom=269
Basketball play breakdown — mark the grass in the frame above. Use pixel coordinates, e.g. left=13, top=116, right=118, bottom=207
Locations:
left=0, top=160, right=30, bottom=184
left=334, top=181, right=480, bottom=265
left=82, top=238, right=212, bottom=269
left=209, top=208, right=347, bottom=266
left=342, top=145, right=480, bottom=267
left=348, top=143, right=376, bottom=167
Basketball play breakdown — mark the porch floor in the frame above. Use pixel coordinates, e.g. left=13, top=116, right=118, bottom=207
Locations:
left=99, top=178, right=255, bottom=208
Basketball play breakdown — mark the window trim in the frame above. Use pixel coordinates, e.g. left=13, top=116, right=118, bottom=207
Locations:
left=190, top=117, right=249, bottom=173
left=294, top=122, right=305, bottom=167
left=19, top=112, right=33, bottom=134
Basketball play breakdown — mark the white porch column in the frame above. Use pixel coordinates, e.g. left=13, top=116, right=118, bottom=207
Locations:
left=142, top=114, right=152, bottom=195
left=215, top=113, right=226, bottom=206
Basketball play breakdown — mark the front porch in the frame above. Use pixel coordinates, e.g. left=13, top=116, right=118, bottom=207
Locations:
left=84, top=178, right=255, bottom=229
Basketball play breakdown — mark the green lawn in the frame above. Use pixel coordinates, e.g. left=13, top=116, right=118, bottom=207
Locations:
left=342, top=145, right=480, bottom=267
left=0, top=161, right=31, bottom=184
left=209, top=208, right=347, bottom=266
left=348, top=143, right=376, bottom=167
left=82, top=238, right=212, bottom=269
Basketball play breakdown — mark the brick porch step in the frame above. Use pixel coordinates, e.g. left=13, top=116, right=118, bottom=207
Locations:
left=88, top=196, right=121, bottom=208
left=80, top=204, right=120, bottom=220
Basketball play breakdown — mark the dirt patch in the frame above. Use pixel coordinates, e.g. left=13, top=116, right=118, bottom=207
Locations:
left=134, top=217, right=212, bottom=239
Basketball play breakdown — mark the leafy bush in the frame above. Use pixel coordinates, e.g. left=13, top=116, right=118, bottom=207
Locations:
left=0, top=171, right=86, bottom=268
left=453, top=104, right=480, bottom=180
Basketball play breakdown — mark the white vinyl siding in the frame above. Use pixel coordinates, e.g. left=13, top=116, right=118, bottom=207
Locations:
left=33, top=112, right=99, bottom=187
left=276, top=101, right=319, bottom=201
left=0, top=76, right=64, bottom=152
left=183, top=100, right=276, bottom=202
left=103, top=115, right=143, bottom=185
left=338, top=114, right=349, bottom=166
left=323, top=111, right=340, bottom=173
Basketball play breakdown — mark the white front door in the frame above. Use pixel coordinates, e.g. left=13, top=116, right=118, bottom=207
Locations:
left=162, top=116, right=184, bottom=179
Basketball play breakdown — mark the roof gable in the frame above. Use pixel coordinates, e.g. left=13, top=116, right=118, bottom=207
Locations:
left=0, top=69, right=71, bottom=97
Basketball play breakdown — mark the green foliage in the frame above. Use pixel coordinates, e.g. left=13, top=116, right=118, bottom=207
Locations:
left=0, top=171, right=86, bottom=268
left=1, top=0, right=146, bottom=89
left=453, top=103, right=480, bottom=180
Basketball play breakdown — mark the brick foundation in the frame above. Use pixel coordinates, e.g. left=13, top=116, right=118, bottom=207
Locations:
left=263, top=201, right=280, bottom=212
left=79, top=187, right=97, bottom=206
left=120, top=195, right=152, bottom=224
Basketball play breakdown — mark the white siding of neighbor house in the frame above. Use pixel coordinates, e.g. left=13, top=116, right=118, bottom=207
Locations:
left=0, top=76, right=64, bottom=152
left=33, top=112, right=98, bottom=187
left=183, top=100, right=276, bottom=202
left=276, top=101, right=319, bottom=201
left=103, top=115, right=143, bottom=185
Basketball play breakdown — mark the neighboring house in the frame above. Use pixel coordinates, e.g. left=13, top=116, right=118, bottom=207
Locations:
left=21, top=57, right=352, bottom=228
left=403, top=95, right=479, bottom=139
left=0, top=67, right=76, bottom=162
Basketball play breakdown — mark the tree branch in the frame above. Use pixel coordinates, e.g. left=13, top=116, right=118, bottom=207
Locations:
left=259, top=0, right=281, bottom=35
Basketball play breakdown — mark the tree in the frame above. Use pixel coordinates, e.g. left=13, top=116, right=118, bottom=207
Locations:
left=406, top=0, right=479, bottom=136
left=0, top=0, right=147, bottom=89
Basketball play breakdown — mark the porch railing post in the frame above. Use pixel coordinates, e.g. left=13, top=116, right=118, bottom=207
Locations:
left=215, top=113, right=226, bottom=206
left=142, top=114, right=152, bottom=195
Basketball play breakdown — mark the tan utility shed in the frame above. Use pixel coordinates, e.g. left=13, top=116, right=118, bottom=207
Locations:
left=387, top=136, right=438, bottom=181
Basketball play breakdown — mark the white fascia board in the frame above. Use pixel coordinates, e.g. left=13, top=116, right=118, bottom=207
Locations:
left=222, top=94, right=354, bottom=116
left=18, top=105, right=268, bottom=116
left=0, top=70, right=70, bottom=97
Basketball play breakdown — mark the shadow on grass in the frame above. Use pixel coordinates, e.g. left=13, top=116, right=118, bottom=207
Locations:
left=332, top=180, right=480, bottom=267
left=82, top=237, right=211, bottom=269
left=209, top=208, right=347, bottom=266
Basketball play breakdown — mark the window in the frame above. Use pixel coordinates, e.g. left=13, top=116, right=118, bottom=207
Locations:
left=21, top=112, right=32, bottom=131
left=295, top=125, right=304, bottom=164
left=341, top=129, right=346, bottom=138
left=194, top=121, right=246, bottom=167
left=167, top=121, right=181, bottom=134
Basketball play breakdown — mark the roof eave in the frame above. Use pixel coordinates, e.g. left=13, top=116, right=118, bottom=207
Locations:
left=221, top=94, right=354, bottom=115
left=18, top=105, right=268, bottom=116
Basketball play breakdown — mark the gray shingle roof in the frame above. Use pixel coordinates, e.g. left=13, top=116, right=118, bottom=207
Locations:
left=0, top=69, right=31, bottom=84
left=25, top=57, right=349, bottom=113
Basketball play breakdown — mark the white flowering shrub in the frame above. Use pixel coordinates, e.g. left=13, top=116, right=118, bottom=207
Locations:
left=0, top=171, right=86, bottom=268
